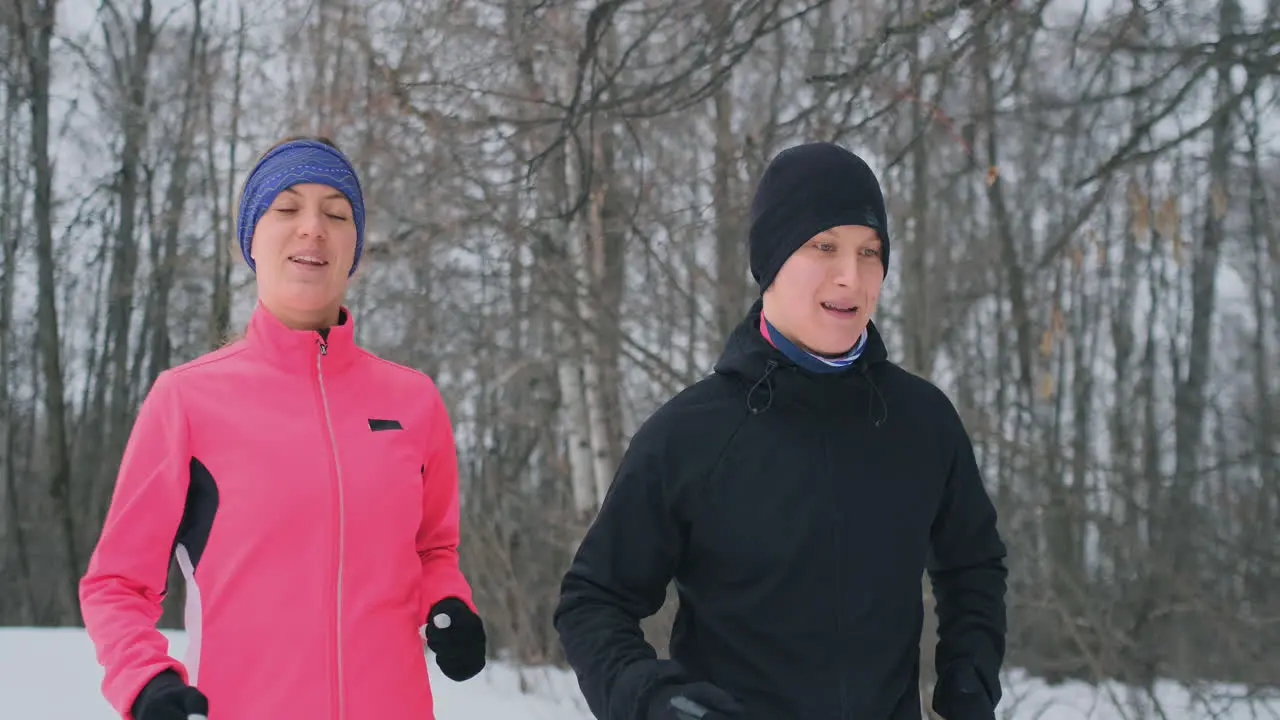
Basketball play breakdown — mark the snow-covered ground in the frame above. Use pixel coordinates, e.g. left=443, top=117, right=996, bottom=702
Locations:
left=3, top=627, right=1277, bottom=719
left=0, top=627, right=591, bottom=719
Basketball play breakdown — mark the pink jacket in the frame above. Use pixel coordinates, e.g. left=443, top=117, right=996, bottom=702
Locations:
left=79, top=302, right=475, bottom=719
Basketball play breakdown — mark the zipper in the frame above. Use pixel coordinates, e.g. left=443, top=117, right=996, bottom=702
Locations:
left=824, top=424, right=849, bottom=719
left=316, top=338, right=346, bottom=720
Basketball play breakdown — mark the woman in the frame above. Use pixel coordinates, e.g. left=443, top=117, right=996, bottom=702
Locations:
left=79, top=136, right=487, bottom=720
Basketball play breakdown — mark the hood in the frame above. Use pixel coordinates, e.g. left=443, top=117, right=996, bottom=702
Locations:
left=713, top=297, right=890, bottom=424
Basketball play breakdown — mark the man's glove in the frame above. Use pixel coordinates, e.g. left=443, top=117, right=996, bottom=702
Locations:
left=132, top=669, right=209, bottom=720
left=648, top=681, right=743, bottom=720
left=932, top=663, right=995, bottom=720
left=424, top=596, right=487, bottom=681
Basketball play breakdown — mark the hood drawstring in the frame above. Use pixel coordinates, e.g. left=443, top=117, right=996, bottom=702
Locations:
left=858, top=364, right=889, bottom=428
left=744, top=360, right=885, bottom=425
left=746, top=360, right=778, bottom=415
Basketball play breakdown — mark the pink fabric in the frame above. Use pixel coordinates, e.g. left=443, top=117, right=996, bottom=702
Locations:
left=80, top=301, right=475, bottom=719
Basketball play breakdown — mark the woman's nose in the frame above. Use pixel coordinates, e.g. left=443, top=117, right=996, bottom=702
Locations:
left=295, top=206, right=326, bottom=238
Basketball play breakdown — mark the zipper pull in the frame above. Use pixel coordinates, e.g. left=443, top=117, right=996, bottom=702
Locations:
left=318, top=338, right=328, bottom=356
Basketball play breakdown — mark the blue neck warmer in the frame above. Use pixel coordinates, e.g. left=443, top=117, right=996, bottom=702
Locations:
left=760, top=313, right=867, bottom=374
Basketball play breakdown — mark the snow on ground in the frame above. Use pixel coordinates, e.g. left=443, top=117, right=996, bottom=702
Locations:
left=0, top=627, right=592, bottom=720
left=3, top=627, right=1278, bottom=719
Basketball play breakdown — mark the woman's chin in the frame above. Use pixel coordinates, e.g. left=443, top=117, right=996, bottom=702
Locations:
left=279, top=288, right=340, bottom=311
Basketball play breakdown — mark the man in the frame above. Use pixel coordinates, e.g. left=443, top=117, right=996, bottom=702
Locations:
left=553, top=141, right=1007, bottom=720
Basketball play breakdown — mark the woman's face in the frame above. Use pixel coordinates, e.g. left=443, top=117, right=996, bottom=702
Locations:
left=249, top=183, right=358, bottom=328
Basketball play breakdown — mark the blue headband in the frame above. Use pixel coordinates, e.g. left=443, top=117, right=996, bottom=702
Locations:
left=236, top=139, right=366, bottom=276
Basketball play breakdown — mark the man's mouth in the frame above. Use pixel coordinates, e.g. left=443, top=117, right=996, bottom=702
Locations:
left=821, top=302, right=858, bottom=314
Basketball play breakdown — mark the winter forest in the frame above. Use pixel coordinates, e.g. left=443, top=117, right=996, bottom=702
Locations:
left=1, top=0, right=1277, bottom=712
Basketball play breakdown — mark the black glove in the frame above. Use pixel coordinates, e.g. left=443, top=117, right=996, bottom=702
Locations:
left=131, top=669, right=209, bottom=720
left=424, top=596, right=486, bottom=681
left=648, top=681, right=743, bottom=720
left=932, top=663, right=995, bottom=720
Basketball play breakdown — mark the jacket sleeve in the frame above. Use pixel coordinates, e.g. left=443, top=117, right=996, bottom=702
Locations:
left=78, top=370, right=191, bottom=718
left=926, top=396, right=1008, bottom=711
left=417, top=383, right=475, bottom=619
left=553, top=416, right=691, bottom=720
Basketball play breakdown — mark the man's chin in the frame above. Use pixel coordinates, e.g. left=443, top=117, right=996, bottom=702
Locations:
left=806, top=330, right=866, bottom=357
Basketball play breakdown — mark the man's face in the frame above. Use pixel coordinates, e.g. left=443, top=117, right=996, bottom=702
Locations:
left=761, top=224, right=884, bottom=355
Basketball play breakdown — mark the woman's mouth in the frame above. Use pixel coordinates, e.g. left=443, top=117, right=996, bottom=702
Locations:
left=289, top=255, right=328, bottom=268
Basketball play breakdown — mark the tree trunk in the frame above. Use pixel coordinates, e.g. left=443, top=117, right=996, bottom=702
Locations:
left=209, top=6, right=246, bottom=347
left=22, top=0, right=78, bottom=622
left=1, top=45, right=37, bottom=623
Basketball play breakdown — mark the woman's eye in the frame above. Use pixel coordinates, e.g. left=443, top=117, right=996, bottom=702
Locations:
left=327, top=213, right=349, bottom=221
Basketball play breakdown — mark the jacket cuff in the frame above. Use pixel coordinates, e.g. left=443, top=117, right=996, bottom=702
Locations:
left=612, top=659, right=691, bottom=720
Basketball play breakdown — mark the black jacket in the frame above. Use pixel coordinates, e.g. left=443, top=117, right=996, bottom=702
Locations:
left=554, top=300, right=1007, bottom=720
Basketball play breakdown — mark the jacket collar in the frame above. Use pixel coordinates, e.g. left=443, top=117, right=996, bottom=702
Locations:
left=244, top=300, right=360, bottom=373
left=713, top=297, right=891, bottom=422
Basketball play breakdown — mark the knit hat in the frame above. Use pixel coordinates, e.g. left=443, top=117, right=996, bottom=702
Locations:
left=748, top=142, right=890, bottom=292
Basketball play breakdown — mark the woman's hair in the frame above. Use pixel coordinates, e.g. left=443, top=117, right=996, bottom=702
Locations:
left=217, top=326, right=244, bottom=349
left=252, top=134, right=343, bottom=164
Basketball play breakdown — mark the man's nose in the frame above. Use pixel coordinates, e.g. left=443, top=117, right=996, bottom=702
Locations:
left=832, top=257, right=861, bottom=287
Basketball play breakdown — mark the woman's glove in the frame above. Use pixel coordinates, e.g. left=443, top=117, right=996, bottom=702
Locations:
left=132, top=669, right=210, bottom=720
left=424, top=596, right=487, bottom=681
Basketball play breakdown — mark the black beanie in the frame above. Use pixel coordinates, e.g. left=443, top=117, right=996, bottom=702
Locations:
left=748, top=142, right=890, bottom=292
